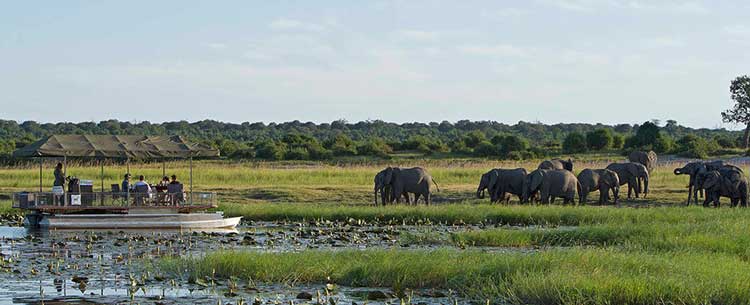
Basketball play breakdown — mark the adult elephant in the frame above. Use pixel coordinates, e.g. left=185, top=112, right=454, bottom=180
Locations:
left=523, top=169, right=580, bottom=204
left=606, top=162, right=649, bottom=199
left=628, top=151, right=657, bottom=173
left=476, top=168, right=527, bottom=203
left=375, top=167, right=439, bottom=205
left=538, top=159, right=573, bottom=171
left=577, top=169, right=620, bottom=205
left=673, top=160, right=731, bottom=205
left=374, top=169, right=410, bottom=206
left=696, top=170, right=748, bottom=207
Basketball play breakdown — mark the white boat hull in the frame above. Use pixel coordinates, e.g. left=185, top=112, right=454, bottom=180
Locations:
left=25, top=212, right=241, bottom=230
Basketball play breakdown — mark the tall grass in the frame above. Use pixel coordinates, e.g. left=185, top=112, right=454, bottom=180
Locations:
left=161, top=248, right=750, bottom=304
left=220, top=202, right=744, bottom=225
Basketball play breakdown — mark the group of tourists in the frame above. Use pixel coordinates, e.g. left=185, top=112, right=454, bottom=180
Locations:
left=121, top=173, right=181, bottom=194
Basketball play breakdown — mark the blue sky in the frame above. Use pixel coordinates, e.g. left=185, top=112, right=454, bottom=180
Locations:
left=1, top=1, right=749, bottom=128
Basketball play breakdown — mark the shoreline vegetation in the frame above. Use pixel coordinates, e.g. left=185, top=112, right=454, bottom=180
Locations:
left=161, top=248, right=750, bottom=304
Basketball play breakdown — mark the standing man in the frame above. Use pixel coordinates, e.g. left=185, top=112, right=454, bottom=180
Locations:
left=53, top=163, right=65, bottom=191
left=121, top=173, right=131, bottom=193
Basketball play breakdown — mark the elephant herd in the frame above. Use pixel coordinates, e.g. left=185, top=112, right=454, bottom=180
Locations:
left=373, top=150, right=749, bottom=208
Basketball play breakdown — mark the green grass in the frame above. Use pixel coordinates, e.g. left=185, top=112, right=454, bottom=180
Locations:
left=161, top=248, right=750, bottom=305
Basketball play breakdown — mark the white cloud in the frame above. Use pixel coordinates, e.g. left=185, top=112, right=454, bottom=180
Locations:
left=395, top=30, right=440, bottom=42
left=269, top=18, right=325, bottom=32
left=641, top=37, right=685, bottom=48
left=205, top=43, right=228, bottom=50
left=541, top=0, right=709, bottom=14
left=457, top=44, right=529, bottom=57
left=480, top=8, right=527, bottom=19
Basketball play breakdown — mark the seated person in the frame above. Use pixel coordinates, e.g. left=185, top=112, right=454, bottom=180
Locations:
left=134, top=175, right=152, bottom=193
left=169, top=175, right=181, bottom=185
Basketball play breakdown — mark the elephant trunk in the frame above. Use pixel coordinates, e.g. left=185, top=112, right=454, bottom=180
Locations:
left=674, top=168, right=683, bottom=175
left=477, top=188, right=485, bottom=199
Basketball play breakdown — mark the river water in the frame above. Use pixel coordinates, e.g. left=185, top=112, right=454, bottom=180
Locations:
left=0, top=222, right=494, bottom=304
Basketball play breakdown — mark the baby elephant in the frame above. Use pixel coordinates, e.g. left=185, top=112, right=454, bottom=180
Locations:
left=697, top=170, right=748, bottom=208
left=577, top=169, right=620, bottom=205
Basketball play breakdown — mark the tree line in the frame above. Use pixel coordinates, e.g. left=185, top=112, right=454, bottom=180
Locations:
left=0, top=119, right=743, bottom=161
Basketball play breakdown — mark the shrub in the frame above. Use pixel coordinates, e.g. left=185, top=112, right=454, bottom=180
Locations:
left=474, top=141, right=500, bottom=157
left=255, top=140, right=286, bottom=160
left=611, top=134, right=624, bottom=149
left=563, top=132, right=588, bottom=154
left=498, top=135, right=529, bottom=156
left=674, top=135, right=717, bottom=159
left=586, top=129, right=613, bottom=151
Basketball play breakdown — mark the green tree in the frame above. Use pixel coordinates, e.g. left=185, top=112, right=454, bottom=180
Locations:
left=462, top=130, right=487, bottom=148
left=498, top=135, right=528, bottom=156
left=722, top=75, right=750, bottom=148
left=611, top=134, right=624, bottom=149
left=586, top=129, right=613, bottom=151
left=563, top=132, right=588, bottom=154
left=474, top=141, right=499, bottom=157
left=255, top=140, right=286, bottom=160
left=327, top=134, right=357, bottom=156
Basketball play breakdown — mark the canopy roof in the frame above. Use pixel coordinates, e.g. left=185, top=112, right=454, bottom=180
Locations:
left=13, top=135, right=220, bottom=158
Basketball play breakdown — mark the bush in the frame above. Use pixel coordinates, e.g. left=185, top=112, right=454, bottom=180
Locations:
left=611, top=134, right=624, bottom=149
left=715, top=135, right=735, bottom=149
left=674, top=135, right=717, bottom=159
left=357, top=138, right=393, bottom=158
left=285, top=147, right=310, bottom=160
left=474, top=141, right=500, bottom=157
left=563, top=132, right=588, bottom=154
left=255, top=140, right=286, bottom=160
left=327, top=134, right=357, bottom=156
left=586, top=129, right=613, bottom=151
left=462, top=131, right=487, bottom=148
left=498, top=135, right=529, bottom=156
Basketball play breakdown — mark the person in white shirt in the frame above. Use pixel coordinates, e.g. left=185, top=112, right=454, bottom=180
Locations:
left=134, top=175, right=152, bottom=193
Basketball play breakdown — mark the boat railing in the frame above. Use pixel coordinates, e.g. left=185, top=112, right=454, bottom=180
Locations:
left=12, top=191, right=217, bottom=210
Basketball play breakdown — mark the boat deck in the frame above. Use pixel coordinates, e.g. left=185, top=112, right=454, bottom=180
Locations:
left=12, top=191, right=217, bottom=214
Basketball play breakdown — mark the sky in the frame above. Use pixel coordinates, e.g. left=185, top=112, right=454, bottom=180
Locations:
left=1, top=1, right=749, bottom=129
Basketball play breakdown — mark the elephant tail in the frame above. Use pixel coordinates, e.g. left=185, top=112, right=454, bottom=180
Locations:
left=432, top=178, right=440, bottom=192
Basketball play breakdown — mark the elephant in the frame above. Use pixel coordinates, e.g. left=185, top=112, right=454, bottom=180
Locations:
left=476, top=168, right=528, bottom=203
left=628, top=151, right=657, bottom=174
left=538, top=158, right=573, bottom=171
left=605, top=162, right=649, bottom=199
left=375, top=167, right=439, bottom=205
left=673, top=161, right=739, bottom=205
left=696, top=170, right=748, bottom=207
left=577, top=168, right=620, bottom=205
left=523, top=169, right=580, bottom=204
left=374, top=169, right=411, bottom=205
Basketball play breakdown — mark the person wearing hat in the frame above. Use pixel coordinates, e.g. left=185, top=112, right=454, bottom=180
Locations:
left=121, top=173, right=131, bottom=193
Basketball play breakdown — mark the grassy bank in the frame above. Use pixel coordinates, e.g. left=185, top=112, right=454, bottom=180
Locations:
left=0, top=159, right=717, bottom=206
left=221, top=202, right=742, bottom=225
left=161, top=248, right=750, bottom=304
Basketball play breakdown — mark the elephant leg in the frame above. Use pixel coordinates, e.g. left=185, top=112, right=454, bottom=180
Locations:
left=425, top=192, right=431, bottom=205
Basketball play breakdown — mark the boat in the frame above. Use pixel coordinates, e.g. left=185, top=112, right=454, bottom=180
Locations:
left=12, top=135, right=241, bottom=230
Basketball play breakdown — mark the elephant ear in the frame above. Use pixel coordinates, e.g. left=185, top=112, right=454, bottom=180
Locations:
left=384, top=167, right=394, bottom=184
left=531, top=171, right=545, bottom=191
left=488, top=171, right=499, bottom=189
left=703, top=174, right=717, bottom=190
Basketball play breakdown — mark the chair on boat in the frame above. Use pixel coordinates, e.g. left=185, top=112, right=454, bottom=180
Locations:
left=167, top=183, right=185, bottom=206
left=111, top=184, right=127, bottom=206
left=134, top=184, right=151, bottom=206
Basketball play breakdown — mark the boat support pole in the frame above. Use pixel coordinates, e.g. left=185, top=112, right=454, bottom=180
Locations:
left=38, top=158, right=42, bottom=192
left=189, top=156, right=193, bottom=204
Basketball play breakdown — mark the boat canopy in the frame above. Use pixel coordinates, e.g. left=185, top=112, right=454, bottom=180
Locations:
left=13, top=135, right=219, bottom=159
